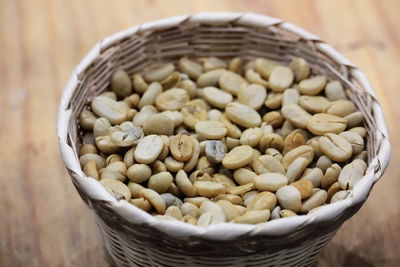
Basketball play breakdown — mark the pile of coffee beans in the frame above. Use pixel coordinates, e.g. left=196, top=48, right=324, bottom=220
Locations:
left=79, top=56, right=367, bottom=226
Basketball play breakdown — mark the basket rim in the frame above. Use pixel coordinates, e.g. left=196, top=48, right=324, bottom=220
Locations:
left=56, top=12, right=391, bottom=241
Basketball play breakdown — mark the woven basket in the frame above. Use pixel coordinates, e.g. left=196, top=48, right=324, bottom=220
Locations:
left=57, top=12, right=391, bottom=267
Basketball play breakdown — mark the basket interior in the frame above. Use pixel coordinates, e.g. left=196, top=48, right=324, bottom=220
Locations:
left=67, top=22, right=377, bottom=163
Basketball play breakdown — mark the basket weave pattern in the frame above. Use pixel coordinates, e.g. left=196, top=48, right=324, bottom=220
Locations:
left=57, top=13, right=390, bottom=267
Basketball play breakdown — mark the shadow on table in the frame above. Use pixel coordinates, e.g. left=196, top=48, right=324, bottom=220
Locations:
left=314, top=241, right=375, bottom=267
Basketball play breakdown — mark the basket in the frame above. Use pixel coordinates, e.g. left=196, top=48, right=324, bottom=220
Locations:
left=57, top=12, right=391, bottom=267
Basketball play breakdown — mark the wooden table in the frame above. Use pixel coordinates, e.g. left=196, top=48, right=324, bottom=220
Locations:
left=1, top=0, right=399, bottom=266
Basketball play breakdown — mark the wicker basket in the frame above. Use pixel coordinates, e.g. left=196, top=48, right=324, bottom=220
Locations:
left=57, top=12, right=391, bottom=267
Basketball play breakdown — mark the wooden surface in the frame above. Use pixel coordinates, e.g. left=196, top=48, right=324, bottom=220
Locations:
left=0, top=0, right=399, bottom=266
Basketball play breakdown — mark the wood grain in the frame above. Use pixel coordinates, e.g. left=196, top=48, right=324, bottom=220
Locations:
left=0, top=0, right=399, bottom=266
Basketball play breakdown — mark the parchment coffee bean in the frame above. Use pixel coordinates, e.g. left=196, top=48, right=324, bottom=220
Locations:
left=325, top=81, right=347, bottom=101
left=299, top=96, right=330, bottom=114
left=226, top=102, right=262, bottom=128
left=282, top=145, right=314, bottom=169
left=289, top=57, right=310, bottom=82
left=203, top=86, right=233, bottom=109
left=132, top=73, right=148, bottom=94
left=219, top=71, right=248, bottom=96
left=205, top=140, right=226, bottom=164
left=265, top=92, right=282, bottom=109
left=155, top=88, right=189, bottom=111
left=195, top=120, right=227, bottom=140
left=234, top=209, right=270, bottom=224
left=344, top=112, right=363, bottom=128
left=338, top=159, right=367, bottom=189
left=254, top=173, right=288, bottom=192
left=179, top=57, right=203, bottom=79
left=91, top=96, right=129, bottom=125
left=204, top=57, right=227, bottom=71
left=282, top=88, right=300, bottom=106
left=299, top=75, right=327, bottom=95
left=100, top=178, right=131, bottom=200
left=134, top=135, right=164, bottom=164
left=111, top=69, right=132, bottom=98
left=319, top=133, right=352, bottom=162
left=300, top=189, right=327, bottom=213
left=140, top=188, right=166, bottom=214
left=276, top=185, right=301, bottom=212
left=291, top=179, right=313, bottom=199
left=281, top=104, right=311, bottom=129
left=79, top=110, right=97, bottom=130
left=222, top=145, right=254, bottom=169
left=138, top=82, right=163, bottom=108
left=247, top=191, right=277, bottom=211
left=254, top=58, right=277, bottom=79
left=307, top=113, right=347, bottom=135
left=286, top=157, right=309, bottom=183
left=325, top=100, right=356, bottom=117
left=339, top=131, right=364, bottom=155
left=144, top=63, right=175, bottom=82
left=240, top=128, right=262, bottom=147
left=228, top=57, right=243, bottom=74
left=127, top=164, right=152, bottom=183
left=170, top=134, right=194, bottom=162
left=245, top=69, right=269, bottom=87
left=269, top=66, right=294, bottom=92
left=253, top=155, right=285, bottom=175
left=237, top=84, right=267, bottom=110
left=197, top=69, right=226, bottom=88
left=143, top=113, right=175, bottom=135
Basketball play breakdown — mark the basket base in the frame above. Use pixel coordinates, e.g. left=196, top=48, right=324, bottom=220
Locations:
left=97, top=219, right=336, bottom=267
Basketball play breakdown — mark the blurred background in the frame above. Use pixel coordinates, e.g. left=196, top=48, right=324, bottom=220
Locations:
left=0, top=0, right=399, bottom=266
